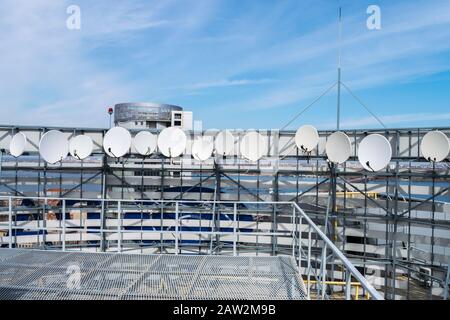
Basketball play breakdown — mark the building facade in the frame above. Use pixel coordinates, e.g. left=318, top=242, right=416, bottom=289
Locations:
left=114, top=102, right=193, bottom=130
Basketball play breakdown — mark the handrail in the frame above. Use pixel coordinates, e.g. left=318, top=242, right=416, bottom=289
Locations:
left=292, top=202, right=383, bottom=300
left=0, top=195, right=293, bottom=205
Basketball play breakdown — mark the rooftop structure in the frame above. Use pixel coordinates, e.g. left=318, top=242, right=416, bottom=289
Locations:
left=114, top=102, right=193, bottom=130
left=0, top=249, right=307, bottom=300
left=0, top=124, right=448, bottom=300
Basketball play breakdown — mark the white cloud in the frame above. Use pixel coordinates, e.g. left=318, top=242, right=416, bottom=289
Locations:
left=320, top=112, right=450, bottom=129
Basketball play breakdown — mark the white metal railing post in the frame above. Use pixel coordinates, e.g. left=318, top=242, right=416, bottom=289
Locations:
left=175, top=202, right=179, bottom=255
left=8, top=196, right=12, bottom=248
left=117, top=201, right=122, bottom=253
left=298, top=213, right=303, bottom=271
left=43, top=198, right=47, bottom=247
left=346, top=270, right=351, bottom=300
left=62, top=199, right=66, bottom=251
left=307, top=226, right=312, bottom=299
left=320, top=242, right=327, bottom=299
left=291, top=205, right=295, bottom=258
left=100, top=199, right=104, bottom=252
left=233, top=203, right=237, bottom=256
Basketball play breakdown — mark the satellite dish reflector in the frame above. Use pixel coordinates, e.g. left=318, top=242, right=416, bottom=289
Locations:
left=69, top=135, right=93, bottom=160
left=295, top=125, right=319, bottom=153
left=358, top=134, right=392, bottom=171
left=214, top=130, right=235, bottom=156
left=420, top=130, right=450, bottom=162
left=240, top=131, right=268, bottom=161
left=103, top=127, right=131, bottom=158
left=325, top=131, right=351, bottom=164
left=133, top=131, right=157, bottom=156
left=192, top=136, right=214, bottom=161
left=9, top=132, right=27, bottom=157
left=39, top=130, right=69, bottom=164
left=157, top=127, right=187, bottom=158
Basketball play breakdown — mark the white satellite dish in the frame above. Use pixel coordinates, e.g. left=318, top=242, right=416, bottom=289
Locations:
left=103, top=127, right=131, bottom=158
left=325, top=131, right=351, bottom=164
left=192, top=136, right=214, bottom=161
left=157, top=127, right=187, bottom=158
left=133, top=131, right=157, bottom=156
left=39, top=130, right=69, bottom=164
left=9, top=132, right=27, bottom=157
left=240, top=131, right=268, bottom=162
left=214, top=130, right=235, bottom=156
left=295, top=125, right=319, bottom=153
left=420, top=130, right=450, bottom=162
left=69, top=135, right=93, bottom=160
left=358, top=134, right=392, bottom=171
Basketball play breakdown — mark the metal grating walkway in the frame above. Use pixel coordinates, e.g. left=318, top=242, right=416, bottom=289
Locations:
left=0, top=249, right=307, bottom=300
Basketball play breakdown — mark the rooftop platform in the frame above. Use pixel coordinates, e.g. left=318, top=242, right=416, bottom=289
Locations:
left=0, top=249, right=307, bottom=300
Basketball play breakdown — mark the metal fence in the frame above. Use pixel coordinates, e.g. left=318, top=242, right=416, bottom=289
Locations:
left=0, top=195, right=382, bottom=300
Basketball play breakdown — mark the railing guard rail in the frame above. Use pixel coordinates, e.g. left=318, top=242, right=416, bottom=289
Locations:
left=0, top=195, right=383, bottom=300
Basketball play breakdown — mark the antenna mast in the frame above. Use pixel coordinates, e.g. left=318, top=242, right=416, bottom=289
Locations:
left=336, top=6, right=342, bottom=130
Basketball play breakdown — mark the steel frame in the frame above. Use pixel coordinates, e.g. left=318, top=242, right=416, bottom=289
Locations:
left=0, top=125, right=448, bottom=299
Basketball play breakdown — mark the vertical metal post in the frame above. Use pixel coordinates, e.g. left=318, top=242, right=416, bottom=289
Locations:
left=117, top=201, right=122, bottom=253
left=175, top=202, right=179, bottom=255
left=444, top=257, right=450, bottom=300
left=8, top=196, right=12, bottom=248
left=233, top=203, right=237, bottom=257
left=100, top=199, right=105, bottom=252
left=100, top=154, right=107, bottom=252
left=307, top=226, right=312, bottom=299
left=43, top=198, right=47, bottom=248
left=346, top=270, right=351, bottom=300
left=62, top=199, right=66, bottom=251
left=336, top=7, right=342, bottom=131
left=320, top=242, right=328, bottom=299
left=291, top=205, right=295, bottom=258
left=298, top=215, right=303, bottom=272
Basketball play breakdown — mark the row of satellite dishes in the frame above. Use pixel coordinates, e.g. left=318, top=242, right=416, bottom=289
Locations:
left=6, top=126, right=450, bottom=172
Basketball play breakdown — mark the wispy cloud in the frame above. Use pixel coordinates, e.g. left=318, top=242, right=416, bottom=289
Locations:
left=320, top=112, right=450, bottom=130
left=169, top=78, right=275, bottom=91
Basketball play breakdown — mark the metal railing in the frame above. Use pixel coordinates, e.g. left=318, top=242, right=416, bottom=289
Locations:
left=0, top=195, right=383, bottom=300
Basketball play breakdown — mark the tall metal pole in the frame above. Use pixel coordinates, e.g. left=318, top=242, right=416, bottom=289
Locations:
left=336, top=7, right=342, bottom=131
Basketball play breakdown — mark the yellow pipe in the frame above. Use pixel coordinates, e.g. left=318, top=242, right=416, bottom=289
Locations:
left=335, top=191, right=378, bottom=199
left=306, top=280, right=361, bottom=286
left=305, top=280, right=369, bottom=300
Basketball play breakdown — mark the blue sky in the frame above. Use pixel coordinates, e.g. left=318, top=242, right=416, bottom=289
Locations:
left=1, top=0, right=450, bottom=130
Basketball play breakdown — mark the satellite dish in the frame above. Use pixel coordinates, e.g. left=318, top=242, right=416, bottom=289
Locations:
left=39, top=130, right=69, bottom=164
left=420, top=130, right=450, bottom=162
left=133, top=131, right=157, bottom=156
left=325, top=131, right=351, bottom=164
left=69, top=135, right=93, bottom=160
left=240, top=131, right=268, bottom=161
left=9, top=132, right=27, bottom=157
left=192, top=136, right=214, bottom=161
left=157, top=127, right=187, bottom=158
left=295, top=125, right=319, bottom=153
left=214, top=130, right=235, bottom=156
left=358, top=134, right=392, bottom=171
left=103, top=127, right=131, bottom=158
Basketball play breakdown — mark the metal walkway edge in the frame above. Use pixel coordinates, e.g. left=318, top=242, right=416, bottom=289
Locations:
left=0, top=249, right=308, bottom=300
